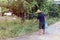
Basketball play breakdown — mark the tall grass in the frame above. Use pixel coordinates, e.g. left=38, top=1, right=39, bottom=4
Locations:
left=47, top=17, right=60, bottom=25
left=0, top=17, right=60, bottom=39
left=0, top=18, right=38, bottom=39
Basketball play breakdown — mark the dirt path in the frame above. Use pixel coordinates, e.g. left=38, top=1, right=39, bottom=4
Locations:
left=6, top=21, right=60, bottom=40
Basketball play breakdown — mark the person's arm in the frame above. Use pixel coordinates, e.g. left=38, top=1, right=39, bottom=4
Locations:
left=33, top=19, right=38, bottom=24
left=30, top=19, right=38, bottom=27
left=33, top=14, right=39, bottom=24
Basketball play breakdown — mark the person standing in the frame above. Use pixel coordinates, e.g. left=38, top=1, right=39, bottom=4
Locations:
left=33, top=9, right=45, bottom=35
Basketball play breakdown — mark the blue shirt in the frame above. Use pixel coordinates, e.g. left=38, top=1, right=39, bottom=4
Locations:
left=37, top=12, right=45, bottom=24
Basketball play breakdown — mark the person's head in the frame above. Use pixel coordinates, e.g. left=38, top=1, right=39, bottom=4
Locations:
left=36, top=9, right=41, bottom=13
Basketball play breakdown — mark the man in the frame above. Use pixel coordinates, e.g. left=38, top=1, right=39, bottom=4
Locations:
left=33, top=9, right=45, bottom=35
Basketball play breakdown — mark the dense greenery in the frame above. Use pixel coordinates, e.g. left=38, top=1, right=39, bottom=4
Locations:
left=48, top=4, right=60, bottom=17
left=0, top=0, right=60, bottom=18
left=0, top=0, right=60, bottom=39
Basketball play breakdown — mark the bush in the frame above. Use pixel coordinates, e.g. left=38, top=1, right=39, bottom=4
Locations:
left=48, top=4, right=60, bottom=17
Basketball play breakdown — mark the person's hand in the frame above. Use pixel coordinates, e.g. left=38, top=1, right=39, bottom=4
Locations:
left=32, top=21, right=35, bottom=24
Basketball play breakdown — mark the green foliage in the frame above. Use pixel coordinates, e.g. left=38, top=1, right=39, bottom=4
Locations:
left=0, top=0, right=37, bottom=13
left=39, top=0, right=51, bottom=14
left=0, top=0, right=51, bottom=18
left=47, top=17, right=60, bottom=25
left=28, top=0, right=51, bottom=19
left=0, top=0, right=8, bottom=4
left=48, top=4, right=60, bottom=17
left=23, top=0, right=37, bottom=13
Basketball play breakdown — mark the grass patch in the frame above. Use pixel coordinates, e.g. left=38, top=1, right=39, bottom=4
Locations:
left=47, top=17, right=60, bottom=25
left=0, top=19, right=38, bottom=39
left=0, top=17, right=60, bottom=39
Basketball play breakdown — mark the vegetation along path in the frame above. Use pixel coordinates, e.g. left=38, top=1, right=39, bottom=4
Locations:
left=6, top=21, right=60, bottom=40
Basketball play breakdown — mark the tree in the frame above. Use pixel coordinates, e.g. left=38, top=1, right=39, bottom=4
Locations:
left=0, top=0, right=37, bottom=22
left=0, top=0, right=51, bottom=22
